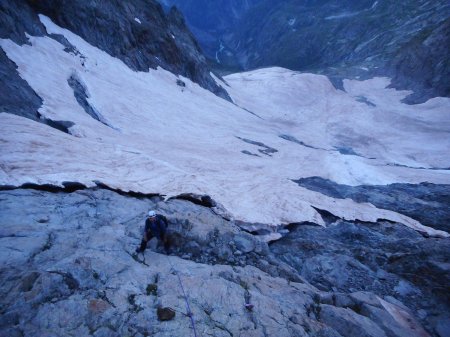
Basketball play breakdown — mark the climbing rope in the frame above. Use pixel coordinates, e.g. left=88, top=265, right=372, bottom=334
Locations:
left=165, top=255, right=199, bottom=337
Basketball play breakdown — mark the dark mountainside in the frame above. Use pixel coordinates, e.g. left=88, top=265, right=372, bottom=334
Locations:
left=0, top=0, right=230, bottom=126
left=159, top=0, right=264, bottom=71
left=162, top=0, right=450, bottom=103
left=0, top=1, right=449, bottom=337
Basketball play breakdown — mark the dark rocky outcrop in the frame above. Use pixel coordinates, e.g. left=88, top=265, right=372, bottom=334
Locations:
left=170, top=193, right=217, bottom=208
left=389, top=17, right=450, bottom=103
left=156, top=307, right=175, bottom=321
left=294, top=177, right=450, bottom=232
left=0, top=48, right=74, bottom=134
left=25, top=0, right=230, bottom=100
left=0, top=48, right=42, bottom=121
left=237, top=136, right=278, bottom=156
left=0, top=0, right=47, bottom=45
left=67, top=73, right=115, bottom=129
left=160, top=0, right=263, bottom=69
left=0, top=0, right=230, bottom=127
left=0, top=1, right=45, bottom=123
left=0, top=1, right=74, bottom=133
left=271, top=220, right=450, bottom=336
left=164, top=0, right=450, bottom=102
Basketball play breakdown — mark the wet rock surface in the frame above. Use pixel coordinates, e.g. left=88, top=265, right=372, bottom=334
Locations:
left=0, top=187, right=446, bottom=336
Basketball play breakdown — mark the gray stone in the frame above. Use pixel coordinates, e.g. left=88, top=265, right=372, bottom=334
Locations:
left=318, top=293, right=334, bottom=305
left=271, top=215, right=450, bottom=335
left=320, top=305, right=388, bottom=337
left=349, top=292, right=382, bottom=308
left=394, top=280, right=420, bottom=297
left=216, top=245, right=233, bottom=261
left=334, top=293, right=355, bottom=308
left=157, top=307, right=176, bottom=321
left=300, top=254, right=375, bottom=292
left=233, top=233, right=255, bottom=253
left=0, top=327, right=25, bottom=337
left=360, top=303, right=430, bottom=337
left=0, top=188, right=315, bottom=336
left=93, top=327, right=120, bottom=337
left=254, top=241, right=270, bottom=256
left=383, top=296, right=410, bottom=312
left=376, top=269, right=391, bottom=280
left=184, top=241, right=201, bottom=256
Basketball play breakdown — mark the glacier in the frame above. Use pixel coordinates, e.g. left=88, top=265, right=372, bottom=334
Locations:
left=1, top=15, right=449, bottom=239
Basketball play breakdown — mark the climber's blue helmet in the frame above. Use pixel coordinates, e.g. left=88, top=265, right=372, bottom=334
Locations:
left=148, top=210, right=156, bottom=218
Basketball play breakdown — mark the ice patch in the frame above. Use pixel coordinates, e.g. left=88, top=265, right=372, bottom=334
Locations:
left=134, top=17, right=141, bottom=24
left=0, top=16, right=449, bottom=238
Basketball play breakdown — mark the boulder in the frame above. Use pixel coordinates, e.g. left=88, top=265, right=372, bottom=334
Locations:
left=183, top=241, right=202, bottom=257
left=320, top=305, right=387, bottom=337
left=360, top=301, right=430, bottom=337
left=233, top=233, right=256, bottom=253
left=157, top=307, right=176, bottom=321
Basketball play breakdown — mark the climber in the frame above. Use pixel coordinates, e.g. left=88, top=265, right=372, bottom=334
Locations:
left=135, top=210, right=171, bottom=254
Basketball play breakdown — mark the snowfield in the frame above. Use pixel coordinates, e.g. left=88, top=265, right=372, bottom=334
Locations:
left=1, top=16, right=449, bottom=237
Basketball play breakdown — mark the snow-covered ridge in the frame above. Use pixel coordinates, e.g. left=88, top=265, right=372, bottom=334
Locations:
left=1, top=16, right=449, bottom=238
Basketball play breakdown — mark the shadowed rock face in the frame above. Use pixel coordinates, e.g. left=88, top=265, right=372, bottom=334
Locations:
left=0, top=48, right=74, bottom=134
left=159, top=0, right=263, bottom=62
left=294, top=177, right=450, bottom=232
left=0, top=187, right=442, bottom=337
left=0, top=1, right=45, bottom=124
left=0, top=0, right=230, bottom=122
left=0, top=0, right=47, bottom=45
left=26, top=0, right=230, bottom=100
left=0, top=48, right=42, bottom=121
left=389, top=17, right=450, bottom=103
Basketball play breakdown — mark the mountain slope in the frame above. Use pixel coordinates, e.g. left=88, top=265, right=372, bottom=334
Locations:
left=163, top=0, right=450, bottom=102
left=159, top=0, right=262, bottom=64
left=0, top=3, right=450, bottom=337
left=0, top=0, right=230, bottom=105
left=1, top=15, right=449, bottom=237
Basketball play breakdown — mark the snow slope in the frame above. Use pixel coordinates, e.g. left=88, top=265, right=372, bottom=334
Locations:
left=1, top=16, right=449, bottom=237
